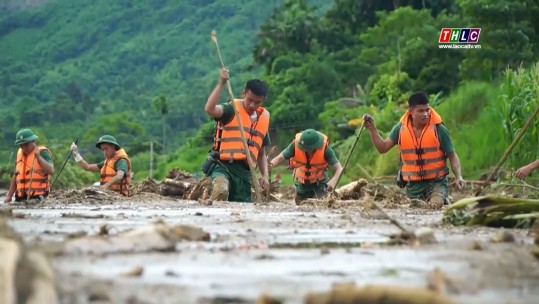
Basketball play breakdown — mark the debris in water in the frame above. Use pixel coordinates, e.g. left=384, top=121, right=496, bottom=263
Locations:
left=98, top=224, right=109, bottom=236
left=66, top=230, right=88, bottom=239
left=12, top=212, right=27, bottom=219
left=198, top=296, right=250, bottom=304
left=48, top=187, right=121, bottom=205
left=165, top=270, right=180, bottom=277
left=414, top=227, right=437, bottom=245
left=300, top=179, right=413, bottom=209
left=426, top=268, right=463, bottom=295
left=88, top=290, right=110, bottom=302
left=467, top=241, right=483, bottom=251
left=256, top=294, right=283, bottom=304
left=304, top=284, right=457, bottom=304
left=61, top=212, right=104, bottom=219
left=442, top=195, right=539, bottom=228
left=0, top=206, right=13, bottom=217
left=490, top=231, right=515, bottom=243
left=121, top=266, right=144, bottom=277
left=160, top=168, right=197, bottom=197
left=531, top=247, right=539, bottom=260
left=0, top=218, right=59, bottom=303
left=254, top=254, right=276, bottom=260
left=336, top=178, right=368, bottom=200
left=61, top=222, right=210, bottom=255
left=269, top=242, right=360, bottom=249
left=388, top=227, right=437, bottom=247
left=171, top=224, right=211, bottom=241
left=131, top=177, right=160, bottom=195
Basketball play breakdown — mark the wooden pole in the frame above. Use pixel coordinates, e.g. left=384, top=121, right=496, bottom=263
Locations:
left=331, top=123, right=365, bottom=195
left=149, top=141, right=154, bottom=180
left=474, top=105, right=539, bottom=196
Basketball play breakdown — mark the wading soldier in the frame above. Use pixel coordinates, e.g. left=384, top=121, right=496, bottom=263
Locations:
left=270, top=129, right=343, bottom=204
left=364, top=92, right=465, bottom=208
left=4, top=128, right=54, bottom=203
left=70, top=135, right=132, bottom=196
left=201, top=68, right=270, bottom=202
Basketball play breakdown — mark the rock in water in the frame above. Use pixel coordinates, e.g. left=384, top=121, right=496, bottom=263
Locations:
left=0, top=218, right=58, bottom=304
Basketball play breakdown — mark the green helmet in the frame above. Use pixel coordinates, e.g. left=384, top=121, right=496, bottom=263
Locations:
left=96, top=135, right=121, bottom=150
left=298, top=129, right=323, bottom=151
left=14, top=128, right=39, bottom=145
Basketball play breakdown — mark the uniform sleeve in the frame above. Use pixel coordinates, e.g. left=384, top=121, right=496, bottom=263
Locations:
left=263, top=133, right=271, bottom=147
left=437, top=124, right=455, bottom=154
left=324, top=146, right=339, bottom=166
left=114, top=159, right=129, bottom=177
left=388, top=122, right=401, bottom=143
left=281, top=142, right=295, bottom=159
left=39, top=150, right=53, bottom=164
left=97, top=161, right=105, bottom=169
left=217, top=102, right=235, bottom=124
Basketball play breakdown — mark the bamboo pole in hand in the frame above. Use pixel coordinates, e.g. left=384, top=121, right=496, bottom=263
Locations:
left=211, top=30, right=263, bottom=203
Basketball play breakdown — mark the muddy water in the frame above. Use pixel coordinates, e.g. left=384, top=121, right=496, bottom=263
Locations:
left=5, top=199, right=539, bottom=304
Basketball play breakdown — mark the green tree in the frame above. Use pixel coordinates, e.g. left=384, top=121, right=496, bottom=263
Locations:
left=457, top=0, right=539, bottom=81
left=152, top=95, right=169, bottom=152
left=253, top=0, right=322, bottom=73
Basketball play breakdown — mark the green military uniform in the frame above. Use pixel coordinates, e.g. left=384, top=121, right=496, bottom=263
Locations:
left=39, top=150, right=53, bottom=163
left=282, top=142, right=339, bottom=202
left=97, top=159, right=128, bottom=176
left=280, top=129, right=339, bottom=204
left=210, top=102, right=270, bottom=202
left=388, top=122, right=454, bottom=202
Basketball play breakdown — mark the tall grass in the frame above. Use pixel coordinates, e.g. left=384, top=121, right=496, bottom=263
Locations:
left=436, top=82, right=505, bottom=177
left=498, top=63, right=539, bottom=171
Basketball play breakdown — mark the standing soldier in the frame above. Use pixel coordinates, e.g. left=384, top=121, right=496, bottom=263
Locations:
left=364, top=92, right=465, bottom=208
left=201, top=68, right=271, bottom=202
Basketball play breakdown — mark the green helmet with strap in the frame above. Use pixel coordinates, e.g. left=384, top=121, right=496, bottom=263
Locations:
left=14, top=128, right=39, bottom=145
left=96, top=135, right=121, bottom=150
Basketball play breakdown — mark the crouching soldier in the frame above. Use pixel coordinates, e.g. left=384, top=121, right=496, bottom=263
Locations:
left=70, top=135, right=132, bottom=196
left=270, top=129, right=343, bottom=204
left=4, top=128, right=54, bottom=203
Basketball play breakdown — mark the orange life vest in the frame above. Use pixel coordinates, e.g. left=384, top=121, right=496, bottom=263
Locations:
left=15, top=146, right=52, bottom=198
left=289, top=131, right=329, bottom=184
left=215, top=99, right=270, bottom=163
left=100, top=148, right=132, bottom=196
left=398, top=108, right=448, bottom=182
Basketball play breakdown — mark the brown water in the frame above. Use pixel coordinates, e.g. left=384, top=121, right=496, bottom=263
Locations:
left=4, top=198, right=539, bottom=304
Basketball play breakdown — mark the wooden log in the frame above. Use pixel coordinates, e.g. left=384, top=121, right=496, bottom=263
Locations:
left=162, top=178, right=191, bottom=189
left=160, top=186, right=185, bottom=197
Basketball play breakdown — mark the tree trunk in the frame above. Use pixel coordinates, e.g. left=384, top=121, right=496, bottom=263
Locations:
left=162, top=118, right=166, bottom=152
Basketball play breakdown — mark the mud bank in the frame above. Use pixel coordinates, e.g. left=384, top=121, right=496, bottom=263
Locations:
left=3, top=198, right=539, bottom=304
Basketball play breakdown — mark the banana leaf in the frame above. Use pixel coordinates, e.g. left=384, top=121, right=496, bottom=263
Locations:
left=442, top=195, right=539, bottom=228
